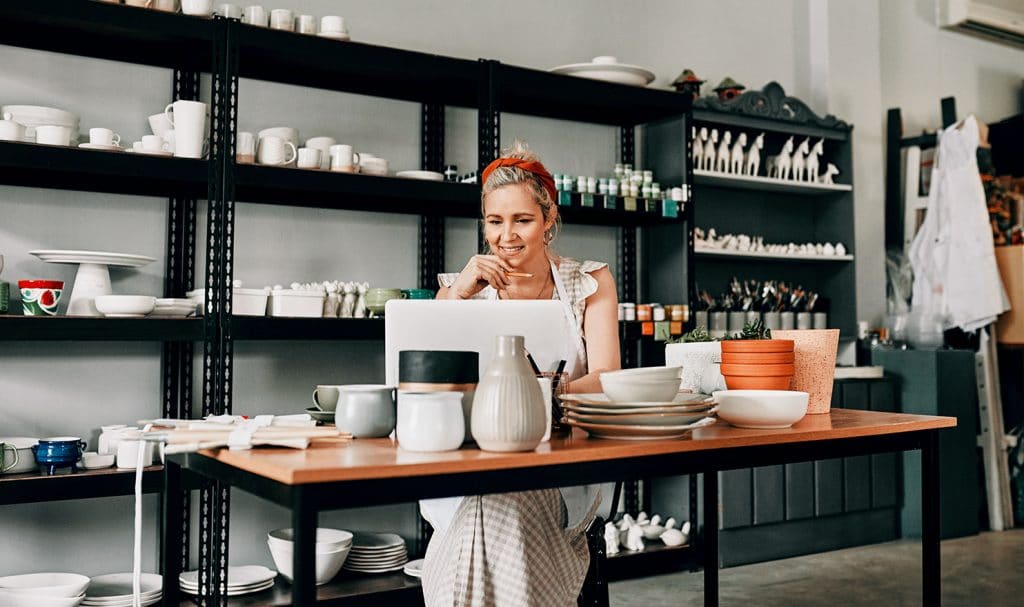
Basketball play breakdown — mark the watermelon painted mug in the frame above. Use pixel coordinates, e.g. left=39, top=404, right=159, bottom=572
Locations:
left=19, top=280, right=63, bottom=316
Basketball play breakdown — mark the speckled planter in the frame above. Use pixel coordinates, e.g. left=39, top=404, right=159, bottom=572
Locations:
left=772, top=329, right=840, bottom=414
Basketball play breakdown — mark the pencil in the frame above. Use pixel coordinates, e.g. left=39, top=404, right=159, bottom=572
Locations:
left=506, top=271, right=534, bottom=278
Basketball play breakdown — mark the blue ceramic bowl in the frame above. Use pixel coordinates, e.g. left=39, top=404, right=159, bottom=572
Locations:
left=32, top=437, right=86, bottom=475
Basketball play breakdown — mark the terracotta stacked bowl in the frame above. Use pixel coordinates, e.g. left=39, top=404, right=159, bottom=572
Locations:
left=719, top=339, right=795, bottom=390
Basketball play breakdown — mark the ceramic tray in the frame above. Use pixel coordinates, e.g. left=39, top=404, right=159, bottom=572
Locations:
left=564, top=415, right=716, bottom=440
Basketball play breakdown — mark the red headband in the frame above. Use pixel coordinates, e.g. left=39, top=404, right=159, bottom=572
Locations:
left=481, top=157, right=558, bottom=203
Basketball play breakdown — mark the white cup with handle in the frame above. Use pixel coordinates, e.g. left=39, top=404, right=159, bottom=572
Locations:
left=269, top=8, right=294, bottom=30
left=141, top=134, right=169, bottom=154
left=329, top=144, right=359, bottom=173
left=89, top=127, right=121, bottom=147
left=305, top=136, right=336, bottom=169
left=296, top=14, right=317, bottom=34
left=181, top=0, right=214, bottom=16
left=257, top=135, right=297, bottom=166
left=242, top=5, right=268, bottom=26
left=297, top=147, right=321, bottom=170
left=164, top=100, right=207, bottom=158
left=148, top=112, right=173, bottom=137
left=236, top=131, right=256, bottom=163
left=216, top=3, right=242, bottom=18
left=35, top=125, right=71, bottom=146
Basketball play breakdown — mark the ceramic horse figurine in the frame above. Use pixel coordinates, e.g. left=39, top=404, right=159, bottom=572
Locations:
left=693, top=127, right=708, bottom=171
left=729, top=132, right=747, bottom=174
left=745, top=132, right=764, bottom=176
left=715, top=130, right=732, bottom=173
left=772, top=136, right=794, bottom=180
left=822, top=162, right=840, bottom=184
left=702, top=128, right=718, bottom=171
left=791, top=138, right=810, bottom=182
left=806, top=138, right=824, bottom=182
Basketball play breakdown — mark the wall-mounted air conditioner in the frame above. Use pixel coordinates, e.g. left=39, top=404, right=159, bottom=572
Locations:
left=938, top=0, right=1024, bottom=48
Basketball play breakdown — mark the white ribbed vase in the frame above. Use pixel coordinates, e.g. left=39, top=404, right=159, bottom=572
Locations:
left=471, top=335, right=547, bottom=452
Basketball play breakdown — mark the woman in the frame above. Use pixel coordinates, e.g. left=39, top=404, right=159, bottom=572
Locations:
left=421, top=141, right=620, bottom=606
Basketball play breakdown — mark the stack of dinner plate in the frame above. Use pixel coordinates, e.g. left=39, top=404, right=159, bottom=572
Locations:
left=342, top=532, right=408, bottom=574
left=179, top=565, right=276, bottom=597
left=560, top=392, right=718, bottom=440
left=82, top=572, right=162, bottom=607
left=0, top=105, right=80, bottom=144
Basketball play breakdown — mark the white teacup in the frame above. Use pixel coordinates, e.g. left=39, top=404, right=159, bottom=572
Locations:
left=36, top=125, right=71, bottom=146
left=242, top=5, right=268, bottom=26
left=236, top=131, right=255, bottom=163
left=297, top=147, right=321, bottom=170
left=181, top=0, right=214, bottom=16
left=305, top=136, right=336, bottom=169
left=141, top=134, right=169, bottom=154
left=361, top=156, right=389, bottom=176
left=296, top=14, right=317, bottom=34
left=132, top=141, right=144, bottom=153
left=257, top=135, right=297, bottom=166
left=148, top=112, right=173, bottom=138
left=215, top=3, right=242, bottom=18
left=320, top=15, right=346, bottom=34
left=328, top=144, right=359, bottom=173
left=269, top=8, right=294, bottom=30
left=89, top=127, right=121, bottom=147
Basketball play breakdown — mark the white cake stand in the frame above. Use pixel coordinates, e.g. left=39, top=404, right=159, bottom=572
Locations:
left=29, top=250, right=156, bottom=316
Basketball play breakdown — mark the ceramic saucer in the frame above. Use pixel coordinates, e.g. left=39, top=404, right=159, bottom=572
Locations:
left=317, top=31, right=350, bottom=40
left=305, top=407, right=335, bottom=422
left=78, top=143, right=124, bottom=152
left=403, top=559, right=424, bottom=578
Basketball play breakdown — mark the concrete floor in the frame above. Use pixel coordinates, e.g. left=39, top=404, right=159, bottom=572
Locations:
left=610, top=529, right=1024, bottom=606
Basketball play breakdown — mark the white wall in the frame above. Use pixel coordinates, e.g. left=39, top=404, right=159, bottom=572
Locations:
left=1, top=0, right=1021, bottom=577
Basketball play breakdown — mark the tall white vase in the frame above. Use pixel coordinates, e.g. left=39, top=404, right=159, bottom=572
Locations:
left=471, top=335, right=546, bottom=452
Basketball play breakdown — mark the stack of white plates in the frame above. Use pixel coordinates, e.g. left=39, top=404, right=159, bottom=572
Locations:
left=1, top=105, right=80, bottom=144
left=343, top=533, right=408, bottom=574
left=560, top=393, right=718, bottom=440
left=402, top=559, right=424, bottom=578
left=150, top=298, right=197, bottom=317
left=82, top=572, right=162, bottom=607
left=179, top=566, right=275, bottom=597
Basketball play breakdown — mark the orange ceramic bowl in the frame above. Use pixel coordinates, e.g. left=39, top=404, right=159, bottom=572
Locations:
left=722, top=375, right=794, bottom=391
left=720, top=351, right=795, bottom=365
left=719, top=363, right=796, bottom=377
left=720, top=340, right=794, bottom=354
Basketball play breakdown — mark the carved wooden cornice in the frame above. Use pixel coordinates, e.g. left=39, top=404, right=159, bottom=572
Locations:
left=693, top=81, right=850, bottom=131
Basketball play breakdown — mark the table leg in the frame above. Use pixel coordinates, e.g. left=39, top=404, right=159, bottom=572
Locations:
left=162, top=460, right=183, bottom=607
left=703, top=471, right=719, bottom=607
left=292, top=491, right=318, bottom=606
left=922, top=431, right=941, bottom=606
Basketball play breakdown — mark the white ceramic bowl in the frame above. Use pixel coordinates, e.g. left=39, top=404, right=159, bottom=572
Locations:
left=600, top=366, right=682, bottom=381
left=80, top=451, right=115, bottom=469
left=712, top=390, right=809, bottom=429
left=93, top=295, right=156, bottom=317
left=268, top=527, right=353, bottom=552
left=266, top=541, right=350, bottom=585
left=0, top=590, right=83, bottom=607
left=0, top=572, right=90, bottom=597
left=600, top=375, right=681, bottom=403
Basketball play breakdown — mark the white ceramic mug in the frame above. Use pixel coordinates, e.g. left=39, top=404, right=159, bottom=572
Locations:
left=305, top=136, right=336, bottom=169
left=297, top=147, right=321, bottom=170
left=141, top=134, right=169, bottom=153
left=396, top=391, right=465, bottom=452
left=296, top=14, right=317, bottom=34
left=269, top=8, right=294, bottom=30
left=35, top=125, right=71, bottom=146
left=164, top=100, right=207, bottom=158
left=132, top=141, right=144, bottom=153
left=329, top=144, right=359, bottom=172
left=148, top=112, right=172, bottom=137
left=257, top=135, right=297, bottom=166
left=152, top=0, right=179, bottom=11
left=242, top=4, right=268, bottom=26
left=89, top=127, right=121, bottom=147
left=361, top=156, right=389, bottom=176
left=0, top=113, right=25, bottom=142
left=181, top=0, right=214, bottom=16
left=258, top=126, right=298, bottom=147
left=236, top=131, right=255, bottom=163
left=215, top=2, right=242, bottom=18
left=124, top=0, right=151, bottom=6
left=320, top=15, right=345, bottom=34
left=115, top=437, right=155, bottom=469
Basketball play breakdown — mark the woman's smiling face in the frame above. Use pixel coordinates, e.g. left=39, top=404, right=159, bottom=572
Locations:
left=483, top=184, right=554, bottom=266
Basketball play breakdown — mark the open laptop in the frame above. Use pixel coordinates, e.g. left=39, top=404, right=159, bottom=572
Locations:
left=383, top=299, right=572, bottom=385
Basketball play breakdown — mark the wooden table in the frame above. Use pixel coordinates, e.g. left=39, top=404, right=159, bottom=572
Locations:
left=163, top=409, right=955, bottom=606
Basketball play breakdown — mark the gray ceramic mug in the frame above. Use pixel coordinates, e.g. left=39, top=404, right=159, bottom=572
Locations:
left=334, top=385, right=397, bottom=438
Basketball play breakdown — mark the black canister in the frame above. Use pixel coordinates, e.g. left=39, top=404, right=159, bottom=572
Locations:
left=399, top=350, right=478, bottom=442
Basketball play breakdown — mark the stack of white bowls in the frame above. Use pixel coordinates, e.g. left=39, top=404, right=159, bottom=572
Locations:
left=0, top=572, right=90, bottom=607
left=267, top=527, right=353, bottom=586
left=0, top=105, right=80, bottom=144
left=599, top=366, right=684, bottom=402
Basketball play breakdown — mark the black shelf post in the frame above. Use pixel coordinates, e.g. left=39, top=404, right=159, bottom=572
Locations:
left=476, top=59, right=500, bottom=254
left=420, top=103, right=446, bottom=290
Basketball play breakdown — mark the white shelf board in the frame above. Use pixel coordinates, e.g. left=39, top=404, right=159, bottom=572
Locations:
left=695, top=248, right=854, bottom=262
left=694, top=169, right=853, bottom=194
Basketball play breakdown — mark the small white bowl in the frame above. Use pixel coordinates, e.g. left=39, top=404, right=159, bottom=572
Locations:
left=93, top=295, right=156, bottom=318
left=712, top=390, right=809, bottom=429
left=600, top=366, right=682, bottom=380
left=80, top=451, right=115, bottom=469
left=267, top=541, right=350, bottom=585
left=600, top=375, right=681, bottom=403
left=268, top=527, right=353, bottom=552
left=0, top=572, right=90, bottom=598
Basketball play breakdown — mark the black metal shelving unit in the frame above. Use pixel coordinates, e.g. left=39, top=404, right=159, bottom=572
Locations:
left=0, top=317, right=205, bottom=341
left=0, top=466, right=165, bottom=506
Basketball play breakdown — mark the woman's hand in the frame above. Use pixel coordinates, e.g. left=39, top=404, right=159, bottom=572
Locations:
left=447, top=255, right=513, bottom=299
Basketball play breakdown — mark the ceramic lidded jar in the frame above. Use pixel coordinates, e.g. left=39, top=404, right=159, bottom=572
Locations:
left=398, top=350, right=479, bottom=443
left=471, top=335, right=546, bottom=452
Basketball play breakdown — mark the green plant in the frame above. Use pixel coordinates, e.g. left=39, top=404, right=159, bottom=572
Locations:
left=722, top=319, right=772, bottom=341
left=670, top=325, right=714, bottom=344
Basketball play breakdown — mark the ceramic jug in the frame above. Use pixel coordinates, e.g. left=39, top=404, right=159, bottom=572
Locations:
left=471, top=335, right=546, bottom=452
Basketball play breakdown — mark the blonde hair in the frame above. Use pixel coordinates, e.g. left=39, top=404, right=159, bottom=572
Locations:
left=481, top=140, right=561, bottom=244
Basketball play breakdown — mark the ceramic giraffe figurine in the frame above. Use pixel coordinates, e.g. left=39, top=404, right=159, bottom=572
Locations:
left=715, top=130, right=732, bottom=173
left=729, top=132, right=747, bottom=174
left=745, top=132, right=764, bottom=176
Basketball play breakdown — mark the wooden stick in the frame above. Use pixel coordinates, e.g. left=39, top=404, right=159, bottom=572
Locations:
left=506, top=271, right=534, bottom=278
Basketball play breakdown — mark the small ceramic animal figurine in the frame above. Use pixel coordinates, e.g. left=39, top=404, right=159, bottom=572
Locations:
left=625, top=523, right=645, bottom=551
left=822, top=162, right=840, bottom=184
left=663, top=517, right=677, bottom=531
left=642, top=514, right=665, bottom=540
left=323, top=282, right=340, bottom=318
left=715, top=130, right=732, bottom=173
left=660, top=527, right=686, bottom=547
left=604, top=522, right=620, bottom=556
left=791, top=138, right=810, bottom=182
left=340, top=281, right=356, bottom=318
left=730, top=132, right=747, bottom=174
left=806, top=138, right=824, bottom=182
left=773, top=137, right=794, bottom=180
left=353, top=281, right=369, bottom=318
left=692, top=127, right=707, bottom=169
left=636, top=511, right=649, bottom=525
left=746, top=132, right=764, bottom=176
left=835, top=242, right=846, bottom=256
left=702, top=129, right=718, bottom=171
left=618, top=513, right=635, bottom=531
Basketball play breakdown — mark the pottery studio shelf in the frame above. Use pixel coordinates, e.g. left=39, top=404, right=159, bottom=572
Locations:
left=693, top=170, right=852, bottom=194
left=185, top=571, right=424, bottom=607
left=0, top=317, right=205, bottom=341
left=0, top=465, right=164, bottom=506
left=606, top=543, right=696, bottom=581
left=0, top=141, right=208, bottom=199
left=695, top=249, right=855, bottom=262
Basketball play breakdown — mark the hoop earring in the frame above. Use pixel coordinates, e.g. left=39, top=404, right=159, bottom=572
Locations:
left=544, top=229, right=553, bottom=244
